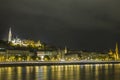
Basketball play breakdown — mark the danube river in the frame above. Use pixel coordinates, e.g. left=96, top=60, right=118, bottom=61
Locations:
left=0, top=64, right=120, bottom=80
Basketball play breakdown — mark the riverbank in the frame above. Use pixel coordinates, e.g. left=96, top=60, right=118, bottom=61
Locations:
left=0, top=61, right=120, bottom=66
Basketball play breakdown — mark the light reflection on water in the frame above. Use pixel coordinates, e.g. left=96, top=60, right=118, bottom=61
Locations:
left=0, top=64, right=120, bottom=80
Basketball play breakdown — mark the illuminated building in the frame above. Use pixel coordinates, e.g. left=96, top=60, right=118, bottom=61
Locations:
left=108, top=43, right=119, bottom=60
left=7, top=27, right=42, bottom=47
left=108, top=49, right=113, bottom=55
left=36, top=50, right=58, bottom=61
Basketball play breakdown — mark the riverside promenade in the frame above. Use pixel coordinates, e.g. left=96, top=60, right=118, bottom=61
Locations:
left=0, top=61, right=120, bottom=66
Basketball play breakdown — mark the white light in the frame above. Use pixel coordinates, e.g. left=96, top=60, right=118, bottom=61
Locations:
left=41, top=56, right=44, bottom=61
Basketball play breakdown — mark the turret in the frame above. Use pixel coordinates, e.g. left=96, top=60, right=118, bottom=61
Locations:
left=115, top=42, right=119, bottom=59
left=8, top=27, right=12, bottom=42
left=64, top=46, right=67, bottom=54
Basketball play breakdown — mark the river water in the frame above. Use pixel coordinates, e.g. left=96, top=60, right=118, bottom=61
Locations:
left=0, top=64, right=120, bottom=80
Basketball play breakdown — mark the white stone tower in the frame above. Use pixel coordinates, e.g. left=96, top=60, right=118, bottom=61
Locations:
left=8, top=27, right=12, bottom=42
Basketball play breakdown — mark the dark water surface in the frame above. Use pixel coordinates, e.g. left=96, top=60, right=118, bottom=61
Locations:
left=0, top=64, right=120, bottom=80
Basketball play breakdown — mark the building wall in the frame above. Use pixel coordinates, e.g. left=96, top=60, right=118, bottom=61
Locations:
left=36, top=51, right=58, bottom=58
left=6, top=50, right=34, bottom=56
left=65, top=54, right=78, bottom=60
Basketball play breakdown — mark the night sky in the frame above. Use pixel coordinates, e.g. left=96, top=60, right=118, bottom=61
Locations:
left=0, top=0, right=120, bottom=50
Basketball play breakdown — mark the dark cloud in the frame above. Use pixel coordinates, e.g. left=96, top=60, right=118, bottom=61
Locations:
left=0, top=0, right=120, bottom=50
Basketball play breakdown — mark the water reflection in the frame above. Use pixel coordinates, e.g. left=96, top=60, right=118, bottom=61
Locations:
left=0, top=64, right=120, bottom=80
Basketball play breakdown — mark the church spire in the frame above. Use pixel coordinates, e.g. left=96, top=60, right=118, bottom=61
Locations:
left=8, top=27, right=12, bottom=42
left=64, top=46, right=67, bottom=54
left=115, top=42, right=119, bottom=60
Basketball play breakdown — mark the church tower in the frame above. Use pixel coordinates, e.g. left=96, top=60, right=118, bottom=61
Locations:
left=115, top=42, right=119, bottom=60
left=8, top=27, right=12, bottom=42
left=64, top=46, right=67, bottom=54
